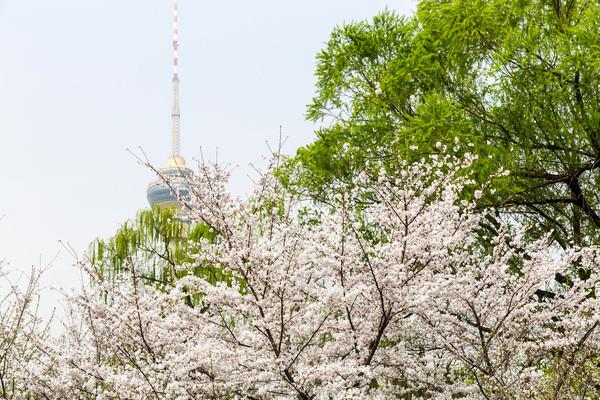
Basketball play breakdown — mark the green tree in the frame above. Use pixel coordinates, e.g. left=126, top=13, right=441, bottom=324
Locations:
left=285, top=0, right=600, bottom=247
left=89, top=207, right=225, bottom=294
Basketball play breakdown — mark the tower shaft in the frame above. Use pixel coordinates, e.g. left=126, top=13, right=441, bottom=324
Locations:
left=171, top=0, right=181, bottom=158
left=172, top=77, right=181, bottom=158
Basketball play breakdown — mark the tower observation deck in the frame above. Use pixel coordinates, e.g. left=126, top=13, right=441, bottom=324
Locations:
left=147, top=0, right=193, bottom=210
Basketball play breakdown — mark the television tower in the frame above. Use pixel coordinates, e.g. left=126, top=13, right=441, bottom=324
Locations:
left=147, top=0, right=193, bottom=209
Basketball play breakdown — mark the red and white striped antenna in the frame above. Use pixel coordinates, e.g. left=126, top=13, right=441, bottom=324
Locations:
left=170, top=0, right=181, bottom=159
left=172, top=0, right=179, bottom=79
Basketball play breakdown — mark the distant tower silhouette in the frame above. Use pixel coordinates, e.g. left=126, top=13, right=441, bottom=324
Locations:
left=147, top=0, right=193, bottom=209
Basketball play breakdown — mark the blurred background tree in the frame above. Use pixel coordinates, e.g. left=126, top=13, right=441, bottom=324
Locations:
left=89, top=207, right=226, bottom=305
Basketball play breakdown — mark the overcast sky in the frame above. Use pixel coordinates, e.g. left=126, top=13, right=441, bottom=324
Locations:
left=0, top=0, right=416, bottom=316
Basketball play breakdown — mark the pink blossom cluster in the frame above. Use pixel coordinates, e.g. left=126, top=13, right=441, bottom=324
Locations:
left=9, top=157, right=600, bottom=399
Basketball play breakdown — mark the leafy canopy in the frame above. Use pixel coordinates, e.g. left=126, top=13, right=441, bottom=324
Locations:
left=89, top=207, right=225, bottom=290
left=285, top=0, right=600, bottom=247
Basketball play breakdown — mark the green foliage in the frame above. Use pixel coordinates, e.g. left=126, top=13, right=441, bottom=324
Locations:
left=89, top=207, right=227, bottom=292
left=284, top=0, right=600, bottom=247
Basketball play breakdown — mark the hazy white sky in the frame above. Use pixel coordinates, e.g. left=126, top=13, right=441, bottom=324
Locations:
left=0, top=0, right=416, bottom=315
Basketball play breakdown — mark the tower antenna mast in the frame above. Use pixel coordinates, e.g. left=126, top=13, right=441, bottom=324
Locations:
left=171, top=0, right=182, bottom=161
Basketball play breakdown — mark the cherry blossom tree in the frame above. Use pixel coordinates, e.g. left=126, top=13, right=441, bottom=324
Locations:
left=21, top=156, right=600, bottom=399
left=0, top=263, right=50, bottom=399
